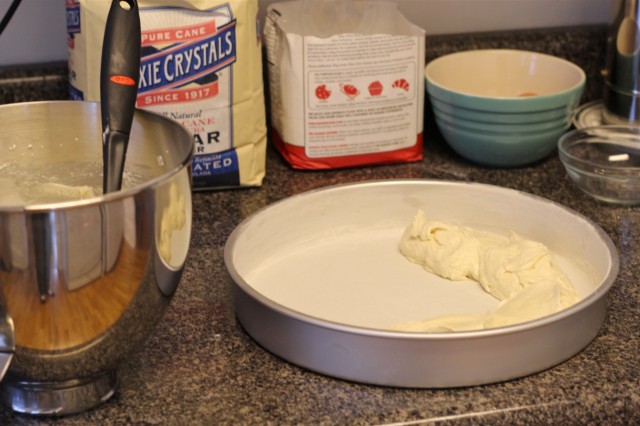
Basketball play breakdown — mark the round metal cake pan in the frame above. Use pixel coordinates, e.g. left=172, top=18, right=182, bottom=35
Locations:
left=224, top=180, right=619, bottom=388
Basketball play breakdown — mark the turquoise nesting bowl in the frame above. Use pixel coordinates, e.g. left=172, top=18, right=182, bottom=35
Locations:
left=426, top=49, right=586, bottom=167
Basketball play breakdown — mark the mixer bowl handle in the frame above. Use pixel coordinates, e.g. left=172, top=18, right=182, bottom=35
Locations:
left=0, top=289, right=15, bottom=382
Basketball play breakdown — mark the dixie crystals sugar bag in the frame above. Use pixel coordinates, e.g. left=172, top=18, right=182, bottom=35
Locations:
left=66, top=0, right=267, bottom=189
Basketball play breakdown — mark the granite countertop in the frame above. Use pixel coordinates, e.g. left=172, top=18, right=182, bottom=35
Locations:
left=2, top=25, right=640, bottom=425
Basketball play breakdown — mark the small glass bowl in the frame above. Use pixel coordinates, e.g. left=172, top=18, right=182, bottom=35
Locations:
left=558, top=125, right=640, bottom=205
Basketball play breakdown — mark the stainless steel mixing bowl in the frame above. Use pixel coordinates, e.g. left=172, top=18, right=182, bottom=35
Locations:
left=0, top=101, right=193, bottom=415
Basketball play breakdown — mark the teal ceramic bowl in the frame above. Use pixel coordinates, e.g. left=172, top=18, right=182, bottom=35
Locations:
left=426, top=49, right=586, bottom=167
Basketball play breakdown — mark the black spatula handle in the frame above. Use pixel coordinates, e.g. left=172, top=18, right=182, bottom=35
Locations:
left=100, top=0, right=140, bottom=136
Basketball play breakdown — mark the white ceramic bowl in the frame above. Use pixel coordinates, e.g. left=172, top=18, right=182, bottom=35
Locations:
left=426, top=49, right=586, bottom=167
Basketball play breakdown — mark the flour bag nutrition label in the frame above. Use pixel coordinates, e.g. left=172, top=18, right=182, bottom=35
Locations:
left=264, top=0, right=425, bottom=169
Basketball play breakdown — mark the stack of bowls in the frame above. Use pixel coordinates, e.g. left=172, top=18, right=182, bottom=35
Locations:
left=425, top=49, right=586, bottom=167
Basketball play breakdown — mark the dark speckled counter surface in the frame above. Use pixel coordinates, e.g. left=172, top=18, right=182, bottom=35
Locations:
left=2, top=25, right=640, bottom=425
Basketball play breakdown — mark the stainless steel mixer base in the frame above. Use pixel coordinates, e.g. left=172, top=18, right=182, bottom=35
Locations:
left=0, top=370, right=118, bottom=416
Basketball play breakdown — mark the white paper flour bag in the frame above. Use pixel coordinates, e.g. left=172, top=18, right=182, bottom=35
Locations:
left=264, top=0, right=426, bottom=169
left=66, top=0, right=267, bottom=189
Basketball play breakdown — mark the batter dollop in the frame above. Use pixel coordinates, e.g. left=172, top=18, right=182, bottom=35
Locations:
left=394, top=210, right=580, bottom=332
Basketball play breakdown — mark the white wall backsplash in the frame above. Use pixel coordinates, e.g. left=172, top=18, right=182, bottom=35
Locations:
left=0, top=0, right=611, bottom=67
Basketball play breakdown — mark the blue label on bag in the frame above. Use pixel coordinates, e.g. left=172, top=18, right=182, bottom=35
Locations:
left=65, top=1, right=81, bottom=34
left=192, top=149, right=240, bottom=188
left=138, top=21, right=236, bottom=95
left=68, top=84, right=84, bottom=101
